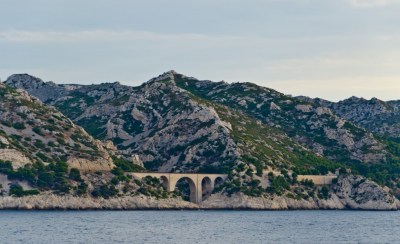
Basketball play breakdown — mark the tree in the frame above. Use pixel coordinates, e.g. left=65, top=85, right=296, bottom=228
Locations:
left=69, top=168, right=82, bottom=181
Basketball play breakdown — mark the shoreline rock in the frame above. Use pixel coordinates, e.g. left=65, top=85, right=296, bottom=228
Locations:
left=0, top=192, right=398, bottom=210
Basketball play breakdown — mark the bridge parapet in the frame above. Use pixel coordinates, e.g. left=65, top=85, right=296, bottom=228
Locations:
left=297, top=175, right=337, bottom=185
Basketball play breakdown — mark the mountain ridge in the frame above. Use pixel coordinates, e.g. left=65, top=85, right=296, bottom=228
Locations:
left=2, top=71, right=400, bottom=206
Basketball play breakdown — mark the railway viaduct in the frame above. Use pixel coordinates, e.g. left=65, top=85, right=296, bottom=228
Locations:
left=130, top=173, right=228, bottom=203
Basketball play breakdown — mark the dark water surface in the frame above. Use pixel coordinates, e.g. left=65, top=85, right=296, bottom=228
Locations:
left=0, top=210, right=399, bottom=243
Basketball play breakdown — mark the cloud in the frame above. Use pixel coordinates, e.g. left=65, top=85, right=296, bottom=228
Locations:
left=348, top=0, right=400, bottom=7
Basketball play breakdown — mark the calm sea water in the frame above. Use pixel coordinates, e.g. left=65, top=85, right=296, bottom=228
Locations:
left=0, top=210, right=399, bottom=243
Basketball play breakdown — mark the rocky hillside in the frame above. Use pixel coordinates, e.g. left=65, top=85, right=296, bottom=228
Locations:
left=3, top=71, right=400, bottom=207
left=297, top=96, right=400, bottom=142
left=6, top=72, right=337, bottom=176
left=4, top=74, right=82, bottom=103
left=5, top=72, right=400, bottom=171
left=0, top=82, right=114, bottom=172
left=174, top=74, right=388, bottom=165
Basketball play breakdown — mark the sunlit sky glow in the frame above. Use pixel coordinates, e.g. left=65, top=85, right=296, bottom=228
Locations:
left=1, top=0, right=400, bottom=101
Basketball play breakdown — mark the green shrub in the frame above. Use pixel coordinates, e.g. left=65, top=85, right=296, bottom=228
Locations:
left=300, top=179, right=315, bottom=188
left=47, top=141, right=56, bottom=147
left=112, top=156, right=146, bottom=172
left=12, top=122, right=26, bottom=130
left=91, top=184, right=118, bottom=199
left=32, top=127, right=44, bottom=136
left=267, top=175, right=290, bottom=196
left=319, top=186, right=330, bottom=199
left=9, top=184, right=39, bottom=197
left=0, top=161, right=13, bottom=174
left=76, top=182, right=88, bottom=196
left=34, top=140, right=46, bottom=149
left=69, top=168, right=82, bottom=181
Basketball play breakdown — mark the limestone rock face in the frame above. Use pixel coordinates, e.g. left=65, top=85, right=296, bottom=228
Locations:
left=174, top=74, right=391, bottom=167
left=0, top=82, right=115, bottom=171
left=0, top=192, right=198, bottom=210
left=299, top=96, right=400, bottom=141
left=132, top=154, right=144, bottom=167
left=333, top=175, right=398, bottom=210
left=67, top=157, right=114, bottom=172
left=3, top=72, right=400, bottom=209
left=22, top=72, right=241, bottom=172
left=5, top=72, right=396, bottom=170
left=4, top=74, right=78, bottom=103
left=0, top=149, right=31, bottom=169
left=199, top=175, right=400, bottom=210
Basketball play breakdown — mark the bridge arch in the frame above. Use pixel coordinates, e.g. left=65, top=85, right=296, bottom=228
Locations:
left=159, top=175, right=169, bottom=190
left=130, top=172, right=228, bottom=203
left=201, top=176, right=213, bottom=199
left=214, top=176, right=224, bottom=187
left=174, top=177, right=197, bottom=202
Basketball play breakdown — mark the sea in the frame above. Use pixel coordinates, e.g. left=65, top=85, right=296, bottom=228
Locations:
left=0, top=210, right=399, bottom=243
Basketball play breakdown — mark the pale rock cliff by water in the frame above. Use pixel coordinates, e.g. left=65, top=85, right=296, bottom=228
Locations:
left=0, top=175, right=397, bottom=210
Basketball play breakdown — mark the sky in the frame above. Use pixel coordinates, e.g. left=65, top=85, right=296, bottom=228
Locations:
left=1, top=0, right=400, bottom=101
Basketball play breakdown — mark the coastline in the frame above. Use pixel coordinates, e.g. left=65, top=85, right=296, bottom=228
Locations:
left=1, top=192, right=398, bottom=211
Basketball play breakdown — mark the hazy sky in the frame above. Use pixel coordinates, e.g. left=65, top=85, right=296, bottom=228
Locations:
left=1, top=0, right=400, bottom=101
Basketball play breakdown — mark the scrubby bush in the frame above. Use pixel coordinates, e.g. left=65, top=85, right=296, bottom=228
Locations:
left=12, top=122, right=26, bottom=130
left=267, top=175, right=290, bottom=196
left=34, top=140, right=46, bottom=149
left=9, top=184, right=39, bottom=197
left=0, top=160, right=13, bottom=174
left=112, top=156, right=146, bottom=172
left=300, top=179, right=315, bottom=188
left=4, top=161, right=72, bottom=194
left=69, top=168, right=82, bottom=181
left=75, top=182, right=88, bottom=196
left=318, top=186, right=330, bottom=199
left=32, top=127, right=44, bottom=136
left=91, top=184, right=118, bottom=199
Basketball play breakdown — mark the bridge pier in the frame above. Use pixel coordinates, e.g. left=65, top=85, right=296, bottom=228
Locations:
left=131, top=173, right=227, bottom=203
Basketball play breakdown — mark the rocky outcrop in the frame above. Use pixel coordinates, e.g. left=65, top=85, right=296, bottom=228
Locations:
left=0, top=83, right=115, bottom=171
left=333, top=175, right=398, bottom=210
left=0, top=192, right=198, bottom=210
left=298, top=96, right=400, bottom=140
left=30, top=72, right=241, bottom=172
left=200, top=175, right=399, bottom=210
left=2, top=72, right=400, bottom=209
left=4, top=74, right=77, bottom=103
left=0, top=149, right=31, bottom=169
left=67, top=157, right=114, bottom=172
left=5, top=72, right=396, bottom=169
left=174, top=74, right=389, bottom=165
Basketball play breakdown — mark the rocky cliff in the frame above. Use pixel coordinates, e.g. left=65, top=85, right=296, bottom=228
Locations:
left=5, top=72, right=334, bottom=176
left=2, top=71, right=400, bottom=210
left=298, top=96, right=400, bottom=141
left=0, top=174, right=397, bottom=210
left=174, top=74, right=388, bottom=165
left=0, top=82, right=114, bottom=172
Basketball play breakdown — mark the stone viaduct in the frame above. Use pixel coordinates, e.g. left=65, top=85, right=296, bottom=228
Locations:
left=130, top=173, right=227, bottom=203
